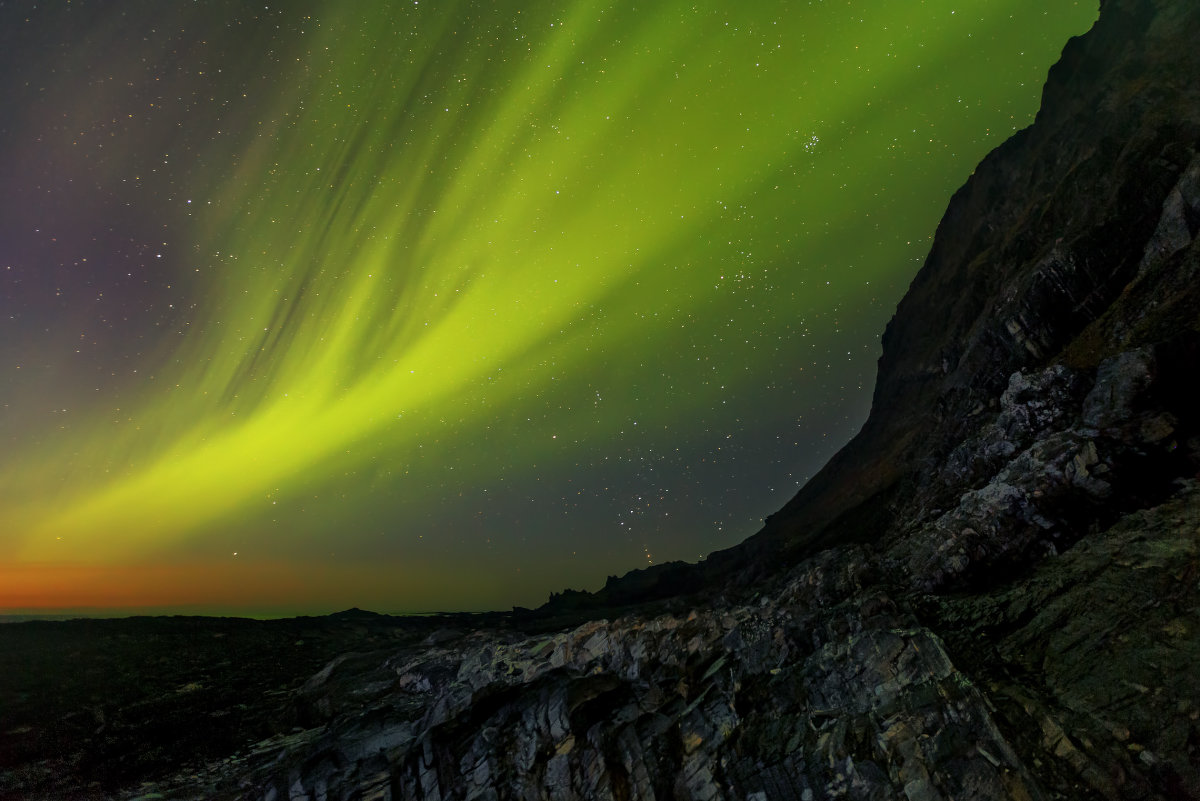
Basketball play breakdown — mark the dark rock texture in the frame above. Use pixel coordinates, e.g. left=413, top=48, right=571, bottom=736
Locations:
left=172, top=550, right=1050, bottom=801
left=104, top=488, right=1199, bottom=800
left=0, top=612, right=512, bottom=801
left=5, top=0, right=1200, bottom=798
left=753, top=0, right=1200, bottom=559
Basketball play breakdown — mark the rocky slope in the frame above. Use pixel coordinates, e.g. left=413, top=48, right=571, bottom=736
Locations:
left=755, top=0, right=1200, bottom=561
left=7, top=0, right=1200, bottom=798
left=130, top=486, right=1198, bottom=800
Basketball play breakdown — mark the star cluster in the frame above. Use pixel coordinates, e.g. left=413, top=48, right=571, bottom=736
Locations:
left=0, top=0, right=1096, bottom=614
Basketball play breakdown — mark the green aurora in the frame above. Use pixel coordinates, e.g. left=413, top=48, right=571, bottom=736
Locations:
left=0, top=0, right=1097, bottom=614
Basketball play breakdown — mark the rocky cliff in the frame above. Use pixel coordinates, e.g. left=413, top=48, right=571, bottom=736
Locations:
left=10, top=0, right=1199, bottom=798
left=750, top=0, right=1200, bottom=571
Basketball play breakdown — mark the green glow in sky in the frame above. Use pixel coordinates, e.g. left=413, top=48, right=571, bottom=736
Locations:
left=0, top=0, right=1096, bottom=614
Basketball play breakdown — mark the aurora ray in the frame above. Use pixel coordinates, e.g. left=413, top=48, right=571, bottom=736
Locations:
left=0, top=0, right=1097, bottom=614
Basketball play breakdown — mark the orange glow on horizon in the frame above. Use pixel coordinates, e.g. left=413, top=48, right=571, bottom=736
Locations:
left=0, top=559, right=493, bottom=616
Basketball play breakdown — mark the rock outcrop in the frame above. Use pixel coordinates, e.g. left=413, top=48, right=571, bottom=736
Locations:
left=130, top=433, right=1200, bottom=800
left=11, top=0, right=1198, bottom=798
left=753, top=0, right=1200, bottom=561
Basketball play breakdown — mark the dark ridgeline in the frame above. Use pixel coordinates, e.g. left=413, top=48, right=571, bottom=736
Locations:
left=4, top=0, right=1200, bottom=798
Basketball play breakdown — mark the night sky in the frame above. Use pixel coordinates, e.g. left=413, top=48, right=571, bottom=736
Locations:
left=0, top=1, right=1096, bottom=616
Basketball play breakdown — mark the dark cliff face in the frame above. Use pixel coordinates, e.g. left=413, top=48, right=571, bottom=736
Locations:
left=756, top=0, right=1200, bottom=559
left=6, top=0, right=1200, bottom=798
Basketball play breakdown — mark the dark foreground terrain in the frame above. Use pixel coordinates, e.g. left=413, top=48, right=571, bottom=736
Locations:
left=0, top=610, right=521, bottom=800
left=4, top=0, right=1200, bottom=797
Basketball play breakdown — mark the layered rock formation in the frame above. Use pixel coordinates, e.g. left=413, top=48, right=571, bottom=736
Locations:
left=30, top=0, right=1200, bottom=797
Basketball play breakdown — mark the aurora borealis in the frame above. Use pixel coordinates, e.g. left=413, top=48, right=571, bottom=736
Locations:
left=0, top=1, right=1097, bottom=615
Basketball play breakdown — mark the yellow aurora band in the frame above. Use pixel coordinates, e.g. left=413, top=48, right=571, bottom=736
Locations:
left=2, top=0, right=1097, bottom=612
